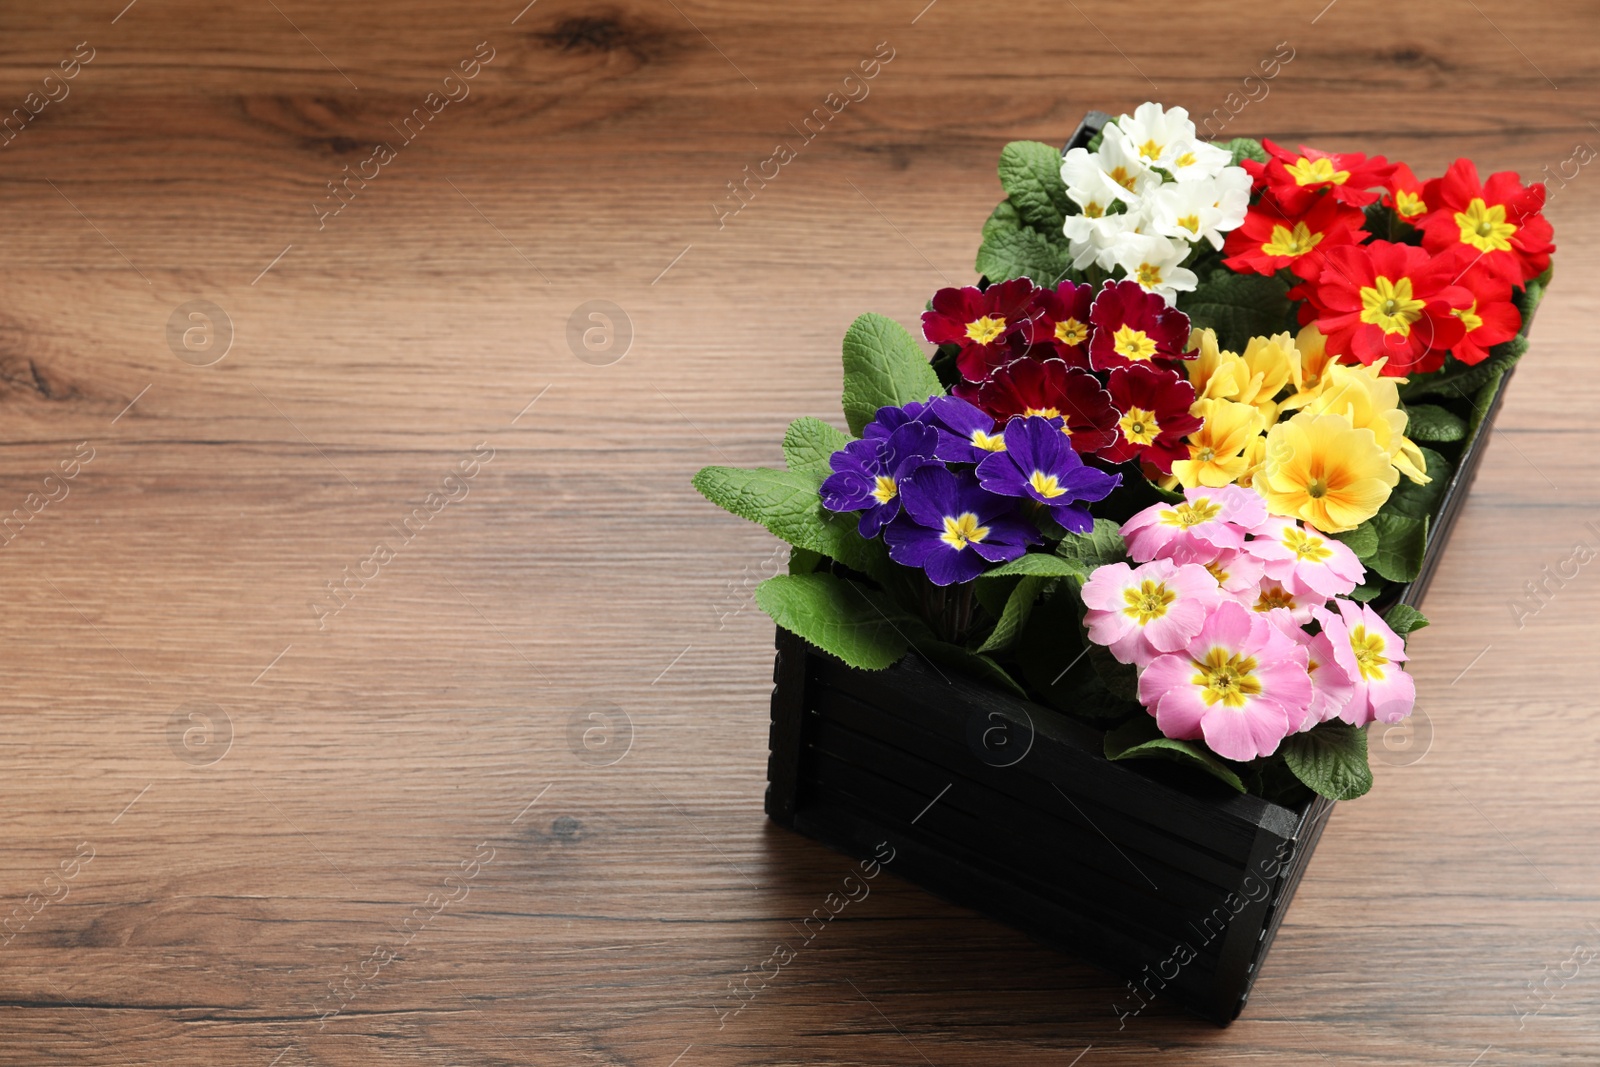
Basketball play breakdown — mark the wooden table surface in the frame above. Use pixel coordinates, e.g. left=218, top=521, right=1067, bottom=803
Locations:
left=3, top=1, right=1597, bottom=1063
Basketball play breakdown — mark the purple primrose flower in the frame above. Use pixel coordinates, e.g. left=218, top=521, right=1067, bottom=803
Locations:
left=883, top=466, right=1039, bottom=586
left=976, top=416, right=1122, bottom=534
left=819, top=422, right=940, bottom=538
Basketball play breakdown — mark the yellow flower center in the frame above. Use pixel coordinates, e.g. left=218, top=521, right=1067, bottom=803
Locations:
left=1119, top=405, right=1161, bottom=446
left=1453, top=299, right=1484, bottom=333
left=1283, top=526, right=1332, bottom=562
left=965, top=315, right=1007, bottom=345
left=1305, top=477, right=1328, bottom=499
left=1204, top=560, right=1230, bottom=585
left=1358, top=275, right=1426, bottom=336
left=1106, top=165, right=1139, bottom=192
left=1083, top=201, right=1105, bottom=219
left=1023, top=405, right=1061, bottom=419
left=1138, top=138, right=1163, bottom=161
left=939, top=512, right=990, bottom=551
left=1134, top=263, right=1165, bottom=289
left=1395, top=189, right=1427, bottom=218
left=1191, top=647, right=1264, bottom=708
left=969, top=429, right=1007, bottom=452
left=1285, top=156, right=1350, bottom=186
left=1350, top=624, right=1389, bottom=680
left=1454, top=197, right=1516, bottom=253
left=871, top=475, right=898, bottom=504
left=1253, top=585, right=1297, bottom=612
left=1113, top=325, right=1159, bottom=361
left=1055, top=318, right=1089, bottom=346
left=1121, top=579, right=1176, bottom=625
left=1028, top=470, right=1067, bottom=499
left=1173, top=150, right=1196, bottom=168
left=1160, top=498, right=1221, bottom=528
left=1262, top=221, right=1323, bottom=258
left=1176, top=213, right=1201, bottom=234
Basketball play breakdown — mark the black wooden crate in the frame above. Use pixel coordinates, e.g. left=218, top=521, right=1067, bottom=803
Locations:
left=761, top=111, right=1525, bottom=1025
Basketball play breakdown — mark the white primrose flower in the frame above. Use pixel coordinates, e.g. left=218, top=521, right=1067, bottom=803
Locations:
left=1064, top=206, right=1143, bottom=270
left=1115, top=102, right=1199, bottom=170
left=1164, top=137, right=1235, bottom=183
left=1061, top=132, right=1156, bottom=210
left=1148, top=178, right=1240, bottom=250
left=1108, top=231, right=1198, bottom=304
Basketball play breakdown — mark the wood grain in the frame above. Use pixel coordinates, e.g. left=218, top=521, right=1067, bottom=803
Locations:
left=2, top=0, right=1599, bottom=1063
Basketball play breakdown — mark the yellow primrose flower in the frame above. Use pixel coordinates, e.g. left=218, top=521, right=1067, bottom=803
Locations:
left=1278, top=325, right=1344, bottom=412
left=1235, top=433, right=1269, bottom=489
left=1258, top=412, right=1399, bottom=532
left=1300, top=359, right=1430, bottom=485
left=1184, top=328, right=1247, bottom=402
left=1232, top=332, right=1297, bottom=422
left=1170, top=399, right=1266, bottom=489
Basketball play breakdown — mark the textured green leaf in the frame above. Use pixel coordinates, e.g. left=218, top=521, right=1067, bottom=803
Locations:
left=1179, top=269, right=1293, bottom=352
left=982, top=197, right=1022, bottom=241
left=983, top=552, right=1089, bottom=580
left=998, top=140, right=1072, bottom=233
left=1104, top=717, right=1246, bottom=793
left=756, top=573, right=911, bottom=670
left=1282, top=722, right=1373, bottom=800
left=976, top=576, right=1046, bottom=654
left=1222, top=137, right=1268, bottom=166
left=839, top=313, right=943, bottom=436
left=781, top=417, right=851, bottom=479
left=1383, top=446, right=1451, bottom=521
left=1382, top=602, right=1430, bottom=636
left=1399, top=334, right=1528, bottom=401
left=1055, top=519, right=1127, bottom=571
left=974, top=226, right=1073, bottom=286
left=691, top=465, right=884, bottom=578
left=1403, top=403, right=1466, bottom=443
left=1332, top=521, right=1379, bottom=561
left=1349, top=579, right=1385, bottom=602
left=1365, top=513, right=1429, bottom=583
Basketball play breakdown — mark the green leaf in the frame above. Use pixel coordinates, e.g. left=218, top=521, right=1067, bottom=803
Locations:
left=982, top=552, right=1089, bottom=580
left=1180, top=269, right=1292, bottom=352
left=1104, top=717, right=1246, bottom=793
left=1365, top=513, right=1429, bottom=583
left=1332, top=522, right=1379, bottom=561
left=1222, top=137, right=1267, bottom=166
left=1349, top=579, right=1385, bottom=602
left=1143, top=477, right=1185, bottom=505
left=923, top=640, right=1029, bottom=698
left=755, top=573, right=911, bottom=670
left=1382, top=602, right=1429, bottom=636
left=788, top=547, right=823, bottom=575
left=1468, top=368, right=1508, bottom=440
left=1281, top=722, right=1373, bottom=800
left=1087, top=641, right=1139, bottom=702
left=982, top=197, right=1022, bottom=241
left=691, top=465, right=885, bottom=578
left=1055, top=518, right=1127, bottom=571
left=1383, top=446, right=1451, bottom=521
left=1515, top=279, right=1545, bottom=320
left=781, top=417, right=850, bottom=478
left=974, top=226, right=1073, bottom=286
left=840, top=313, right=944, bottom=436
left=997, top=140, right=1072, bottom=234
left=1399, top=334, right=1528, bottom=401
left=1403, top=403, right=1466, bottom=443
left=975, top=576, right=1046, bottom=654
